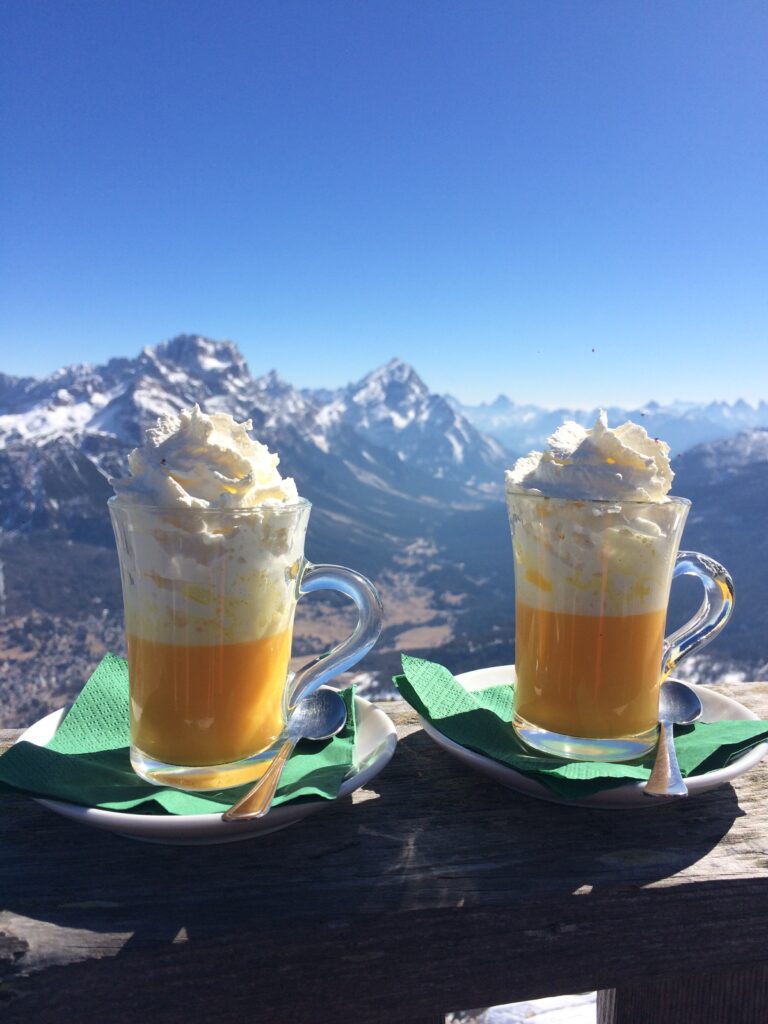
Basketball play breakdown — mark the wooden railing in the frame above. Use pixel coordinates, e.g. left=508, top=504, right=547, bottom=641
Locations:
left=2, top=681, right=768, bottom=1023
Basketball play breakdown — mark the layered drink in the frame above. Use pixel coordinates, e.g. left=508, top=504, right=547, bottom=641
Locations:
left=506, top=411, right=690, bottom=760
left=110, top=405, right=306, bottom=785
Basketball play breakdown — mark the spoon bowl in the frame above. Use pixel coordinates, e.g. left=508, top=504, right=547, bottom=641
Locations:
left=644, top=679, right=703, bottom=798
left=222, top=687, right=348, bottom=821
left=659, top=680, right=703, bottom=726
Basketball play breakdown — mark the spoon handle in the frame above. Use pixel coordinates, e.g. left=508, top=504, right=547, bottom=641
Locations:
left=644, top=721, right=688, bottom=798
left=222, top=738, right=297, bottom=821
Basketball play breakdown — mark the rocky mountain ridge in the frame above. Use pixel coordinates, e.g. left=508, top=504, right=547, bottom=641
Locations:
left=0, top=337, right=510, bottom=564
left=0, top=336, right=505, bottom=488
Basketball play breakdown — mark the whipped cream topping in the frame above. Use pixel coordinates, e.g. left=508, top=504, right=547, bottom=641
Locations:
left=505, top=412, right=684, bottom=616
left=505, top=410, right=673, bottom=502
left=111, top=405, right=298, bottom=508
left=110, top=407, right=305, bottom=645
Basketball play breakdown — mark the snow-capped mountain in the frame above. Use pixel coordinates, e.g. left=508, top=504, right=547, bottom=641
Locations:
left=451, top=394, right=768, bottom=458
left=672, top=426, right=768, bottom=480
left=0, top=336, right=509, bottom=545
left=0, top=336, right=252, bottom=447
left=0, top=337, right=506, bottom=480
left=309, top=358, right=505, bottom=487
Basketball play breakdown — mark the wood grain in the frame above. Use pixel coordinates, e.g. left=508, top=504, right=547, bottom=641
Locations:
left=1, top=683, right=768, bottom=1022
left=597, top=964, right=768, bottom=1024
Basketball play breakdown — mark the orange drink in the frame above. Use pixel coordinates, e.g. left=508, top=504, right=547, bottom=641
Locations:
left=514, top=603, right=667, bottom=740
left=127, top=629, right=292, bottom=767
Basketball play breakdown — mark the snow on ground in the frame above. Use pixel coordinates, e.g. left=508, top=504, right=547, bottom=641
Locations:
left=449, top=992, right=596, bottom=1023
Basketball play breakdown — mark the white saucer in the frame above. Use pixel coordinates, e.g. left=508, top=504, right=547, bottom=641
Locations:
left=18, top=695, right=397, bottom=844
left=419, top=666, right=768, bottom=810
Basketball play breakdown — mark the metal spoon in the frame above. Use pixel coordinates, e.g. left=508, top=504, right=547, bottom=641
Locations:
left=222, top=687, right=348, bottom=822
left=643, top=680, right=703, bottom=798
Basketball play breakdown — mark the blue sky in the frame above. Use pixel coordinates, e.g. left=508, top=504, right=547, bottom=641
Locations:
left=1, top=1, right=766, bottom=406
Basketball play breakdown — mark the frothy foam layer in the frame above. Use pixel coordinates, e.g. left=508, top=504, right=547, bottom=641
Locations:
left=508, top=496, right=686, bottom=615
left=110, top=407, right=305, bottom=645
left=506, top=412, right=682, bottom=616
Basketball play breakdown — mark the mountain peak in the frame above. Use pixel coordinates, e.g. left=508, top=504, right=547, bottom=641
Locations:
left=150, top=335, right=250, bottom=380
left=488, top=394, right=515, bottom=411
left=254, top=368, right=290, bottom=391
left=383, top=355, right=410, bottom=371
left=352, top=358, right=429, bottom=406
left=380, top=357, right=422, bottom=383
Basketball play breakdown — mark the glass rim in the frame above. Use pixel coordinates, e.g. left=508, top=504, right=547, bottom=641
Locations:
left=107, top=495, right=312, bottom=515
left=504, top=492, right=691, bottom=509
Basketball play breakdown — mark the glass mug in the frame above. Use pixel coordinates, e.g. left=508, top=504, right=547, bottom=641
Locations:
left=109, top=498, right=382, bottom=789
left=506, top=493, right=734, bottom=761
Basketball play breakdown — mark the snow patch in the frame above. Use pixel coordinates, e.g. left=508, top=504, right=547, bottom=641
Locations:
left=199, top=354, right=232, bottom=372
left=0, top=400, right=100, bottom=446
left=446, top=432, right=465, bottom=463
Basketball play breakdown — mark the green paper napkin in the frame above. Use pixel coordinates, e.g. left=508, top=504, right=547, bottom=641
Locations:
left=395, top=655, right=768, bottom=800
left=0, top=653, right=357, bottom=816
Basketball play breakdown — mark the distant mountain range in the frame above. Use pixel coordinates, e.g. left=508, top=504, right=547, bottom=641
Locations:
left=450, top=393, right=768, bottom=458
left=0, top=334, right=766, bottom=725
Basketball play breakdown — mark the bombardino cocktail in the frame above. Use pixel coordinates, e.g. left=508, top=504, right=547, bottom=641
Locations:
left=109, top=406, right=382, bottom=790
left=506, top=412, right=733, bottom=762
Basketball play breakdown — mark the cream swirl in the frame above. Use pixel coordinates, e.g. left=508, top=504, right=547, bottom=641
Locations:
left=505, top=410, right=673, bottom=502
left=505, top=411, right=681, bottom=616
left=110, top=407, right=303, bottom=644
left=111, top=405, right=298, bottom=508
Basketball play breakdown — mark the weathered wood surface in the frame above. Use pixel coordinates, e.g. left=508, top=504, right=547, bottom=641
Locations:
left=1, top=683, right=768, bottom=1023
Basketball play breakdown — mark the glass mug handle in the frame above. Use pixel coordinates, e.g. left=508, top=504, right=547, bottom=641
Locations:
left=288, top=563, right=383, bottom=707
left=662, top=551, right=734, bottom=678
